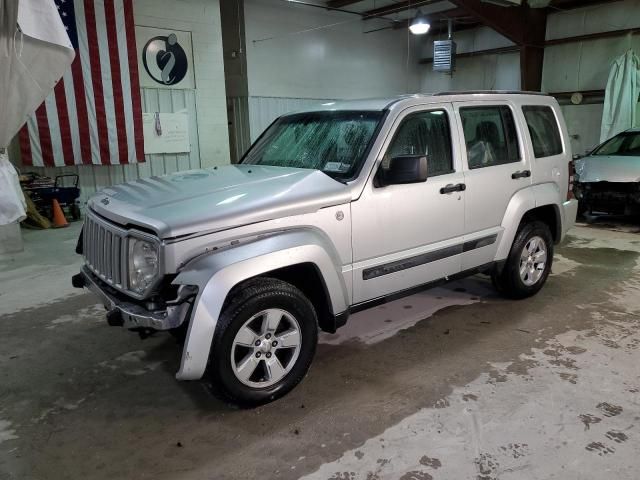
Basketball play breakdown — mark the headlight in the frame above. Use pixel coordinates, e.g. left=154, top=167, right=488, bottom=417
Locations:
left=128, top=238, right=159, bottom=294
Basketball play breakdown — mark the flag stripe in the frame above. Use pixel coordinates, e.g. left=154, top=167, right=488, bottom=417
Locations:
left=44, top=93, right=65, bottom=167
left=62, top=70, right=83, bottom=166
left=53, top=81, right=75, bottom=166
left=104, top=0, right=129, bottom=165
left=35, top=104, right=55, bottom=167
left=83, top=0, right=112, bottom=165
left=123, top=0, right=144, bottom=162
left=94, top=0, right=120, bottom=165
left=74, top=0, right=101, bottom=166
left=28, top=112, right=45, bottom=168
left=19, top=126, right=33, bottom=166
left=70, top=49, right=92, bottom=165
left=19, top=0, right=144, bottom=167
left=115, top=0, right=137, bottom=164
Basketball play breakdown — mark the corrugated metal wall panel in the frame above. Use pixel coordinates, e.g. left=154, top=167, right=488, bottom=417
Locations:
left=17, top=87, right=200, bottom=206
left=247, top=96, right=333, bottom=142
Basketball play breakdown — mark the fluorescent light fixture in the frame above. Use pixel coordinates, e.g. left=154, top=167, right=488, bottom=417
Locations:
left=409, top=10, right=430, bottom=35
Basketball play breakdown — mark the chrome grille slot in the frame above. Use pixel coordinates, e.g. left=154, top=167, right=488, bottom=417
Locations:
left=83, top=212, right=127, bottom=289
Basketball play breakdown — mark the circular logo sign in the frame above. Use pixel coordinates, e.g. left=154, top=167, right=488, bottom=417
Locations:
left=142, top=33, right=188, bottom=86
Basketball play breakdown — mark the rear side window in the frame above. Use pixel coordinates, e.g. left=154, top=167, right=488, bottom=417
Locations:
left=384, top=109, right=454, bottom=177
left=522, top=106, right=563, bottom=158
left=459, top=106, right=520, bottom=169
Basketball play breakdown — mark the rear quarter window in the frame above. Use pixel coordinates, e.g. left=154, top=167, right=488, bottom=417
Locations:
left=522, top=106, right=563, bottom=158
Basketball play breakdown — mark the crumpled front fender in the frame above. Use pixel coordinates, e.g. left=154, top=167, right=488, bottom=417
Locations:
left=172, top=229, right=349, bottom=380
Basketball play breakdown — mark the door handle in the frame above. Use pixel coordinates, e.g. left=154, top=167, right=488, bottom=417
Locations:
left=440, top=183, right=466, bottom=194
left=512, top=170, right=531, bottom=179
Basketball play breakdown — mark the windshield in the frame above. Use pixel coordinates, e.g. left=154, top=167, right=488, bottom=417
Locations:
left=593, top=131, right=640, bottom=156
left=241, top=110, right=384, bottom=180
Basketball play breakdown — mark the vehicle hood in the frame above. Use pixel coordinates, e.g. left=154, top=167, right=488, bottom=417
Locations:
left=88, top=165, right=351, bottom=238
left=575, top=155, right=640, bottom=183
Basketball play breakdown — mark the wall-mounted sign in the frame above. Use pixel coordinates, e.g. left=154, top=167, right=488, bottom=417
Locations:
left=136, top=26, right=194, bottom=89
left=142, top=112, right=190, bottom=154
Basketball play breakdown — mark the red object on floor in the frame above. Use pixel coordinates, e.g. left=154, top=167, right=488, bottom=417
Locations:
left=51, top=199, right=69, bottom=228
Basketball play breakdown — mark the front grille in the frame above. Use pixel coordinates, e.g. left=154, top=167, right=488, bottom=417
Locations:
left=83, top=212, right=127, bottom=289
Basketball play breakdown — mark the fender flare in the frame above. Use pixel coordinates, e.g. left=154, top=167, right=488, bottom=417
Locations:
left=532, top=183, right=563, bottom=241
left=495, top=183, right=563, bottom=261
left=171, top=229, right=349, bottom=380
left=495, top=188, right=536, bottom=261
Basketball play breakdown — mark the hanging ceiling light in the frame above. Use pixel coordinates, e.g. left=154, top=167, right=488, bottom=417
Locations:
left=409, top=10, right=430, bottom=35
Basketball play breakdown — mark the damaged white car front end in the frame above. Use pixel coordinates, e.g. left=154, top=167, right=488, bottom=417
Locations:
left=574, top=129, right=640, bottom=214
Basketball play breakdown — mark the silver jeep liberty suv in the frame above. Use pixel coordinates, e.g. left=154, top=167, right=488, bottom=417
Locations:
left=73, top=92, right=578, bottom=406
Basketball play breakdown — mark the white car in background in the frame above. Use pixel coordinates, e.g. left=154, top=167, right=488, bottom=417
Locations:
left=574, top=129, right=640, bottom=215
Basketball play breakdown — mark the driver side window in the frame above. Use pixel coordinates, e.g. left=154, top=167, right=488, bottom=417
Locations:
left=383, top=109, right=454, bottom=177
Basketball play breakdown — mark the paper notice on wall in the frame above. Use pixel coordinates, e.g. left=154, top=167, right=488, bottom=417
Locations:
left=143, top=113, right=190, bottom=154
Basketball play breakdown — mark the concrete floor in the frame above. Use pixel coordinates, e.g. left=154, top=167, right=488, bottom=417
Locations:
left=1, top=221, right=639, bottom=480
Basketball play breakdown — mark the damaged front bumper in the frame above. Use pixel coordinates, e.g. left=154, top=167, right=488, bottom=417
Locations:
left=575, top=181, right=640, bottom=214
left=72, top=266, right=194, bottom=331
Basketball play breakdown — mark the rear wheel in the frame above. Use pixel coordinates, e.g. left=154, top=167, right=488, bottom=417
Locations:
left=207, top=278, right=318, bottom=407
left=492, top=221, right=553, bottom=299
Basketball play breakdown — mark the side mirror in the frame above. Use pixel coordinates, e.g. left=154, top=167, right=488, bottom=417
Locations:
left=379, top=155, right=428, bottom=186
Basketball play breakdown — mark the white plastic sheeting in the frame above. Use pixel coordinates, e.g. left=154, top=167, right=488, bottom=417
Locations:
left=601, top=50, right=640, bottom=142
left=0, top=151, right=26, bottom=225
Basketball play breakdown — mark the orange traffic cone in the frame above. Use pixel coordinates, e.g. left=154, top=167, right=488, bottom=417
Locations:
left=51, top=199, right=69, bottom=228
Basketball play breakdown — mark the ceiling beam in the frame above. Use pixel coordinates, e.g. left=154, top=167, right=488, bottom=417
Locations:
left=448, top=0, right=546, bottom=46
left=545, top=27, right=640, bottom=46
left=520, top=45, right=545, bottom=92
left=548, top=0, right=622, bottom=10
left=326, top=0, right=364, bottom=8
left=449, top=0, right=547, bottom=91
left=388, top=7, right=472, bottom=26
left=392, top=15, right=477, bottom=29
left=363, top=0, right=447, bottom=19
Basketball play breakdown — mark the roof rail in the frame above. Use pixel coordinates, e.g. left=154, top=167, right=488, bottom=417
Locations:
left=433, top=90, right=549, bottom=97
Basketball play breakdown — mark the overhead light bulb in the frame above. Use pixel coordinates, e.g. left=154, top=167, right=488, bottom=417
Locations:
left=409, top=10, right=430, bottom=35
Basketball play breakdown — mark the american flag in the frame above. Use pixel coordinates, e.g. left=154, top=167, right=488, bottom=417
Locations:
left=19, top=0, right=144, bottom=166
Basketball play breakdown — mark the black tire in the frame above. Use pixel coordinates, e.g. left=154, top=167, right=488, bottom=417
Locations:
left=491, top=221, right=554, bottom=300
left=206, top=277, right=318, bottom=407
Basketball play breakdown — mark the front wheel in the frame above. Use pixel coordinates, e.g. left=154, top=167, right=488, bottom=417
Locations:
left=492, top=221, right=553, bottom=299
left=207, top=278, right=318, bottom=407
